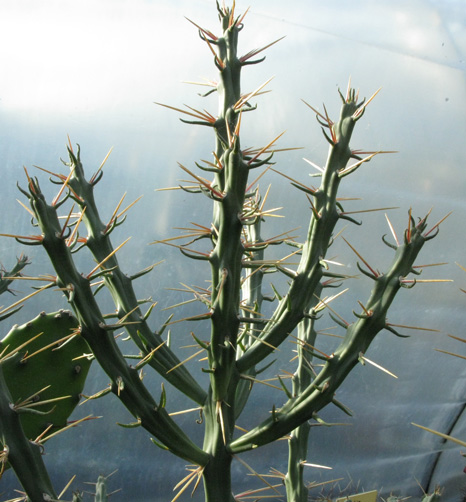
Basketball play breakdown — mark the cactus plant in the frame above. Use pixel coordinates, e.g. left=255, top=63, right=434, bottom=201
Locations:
left=1, top=310, right=91, bottom=440
left=0, top=261, right=92, bottom=498
left=0, top=361, right=57, bottom=500
left=71, top=472, right=117, bottom=502
left=0, top=258, right=58, bottom=500
left=0, top=2, right=449, bottom=501
left=0, top=255, right=29, bottom=301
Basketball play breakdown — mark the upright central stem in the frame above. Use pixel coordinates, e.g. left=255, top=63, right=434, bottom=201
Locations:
left=202, top=389, right=236, bottom=502
left=202, top=6, right=246, bottom=500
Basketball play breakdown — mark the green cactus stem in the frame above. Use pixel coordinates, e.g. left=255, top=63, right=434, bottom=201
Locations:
left=0, top=363, right=57, bottom=501
left=0, top=255, right=29, bottom=296
left=284, top=284, right=323, bottom=502
left=229, top=213, right=436, bottom=453
left=18, top=175, right=209, bottom=467
left=234, top=213, right=271, bottom=417
left=59, top=144, right=206, bottom=406
left=0, top=255, right=30, bottom=321
left=236, top=87, right=383, bottom=375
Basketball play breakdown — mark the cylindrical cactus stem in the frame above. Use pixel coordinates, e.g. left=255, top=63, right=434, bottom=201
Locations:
left=208, top=139, right=246, bottom=403
left=285, top=422, right=311, bottom=502
left=196, top=2, right=250, bottom=407
left=63, top=145, right=206, bottom=405
left=201, top=389, right=236, bottom=502
left=19, top=177, right=209, bottom=467
left=285, top=284, right=322, bottom=502
left=0, top=363, right=57, bottom=501
left=236, top=88, right=380, bottom=374
left=235, top=215, right=267, bottom=416
left=0, top=255, right=30, bottom=322
left=188, top=4, right=257, bottom=497
left=0, top=254, right=29, bottom=296
left=229, top=213, right=436, bottom=453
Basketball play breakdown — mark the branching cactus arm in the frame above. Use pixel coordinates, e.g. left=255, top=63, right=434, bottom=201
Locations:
left=235, top=214, right=272, bottom=417
left=236, top=88, right=384, bottom=375
left=229, top=214, right=439, bottom=453
left=60, top=144, right=207, bottom=405
left=284, top=283, right=323, bottom=502
left=17, top=177, right=209, bottom=467
left=0, top=255, right=29, bottom=298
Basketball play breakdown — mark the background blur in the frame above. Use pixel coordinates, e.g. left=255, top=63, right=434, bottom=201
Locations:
left=0, top=0, right=465, bottom=500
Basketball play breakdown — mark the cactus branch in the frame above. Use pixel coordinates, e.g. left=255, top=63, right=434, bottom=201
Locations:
left=19, top=177, right=208, bottom=466
left=229, top=213, right=434, bottom=453
left=61, top=146, right=207, bottom=405
left=0, top=364, right=57, bottom=500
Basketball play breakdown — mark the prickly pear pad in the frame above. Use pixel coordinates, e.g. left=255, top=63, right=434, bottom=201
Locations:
left=0, top=310, right=91, bottom=440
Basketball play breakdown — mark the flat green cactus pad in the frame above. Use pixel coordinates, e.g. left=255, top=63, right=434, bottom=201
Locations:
left=0, top=310, right=91, bottom=440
